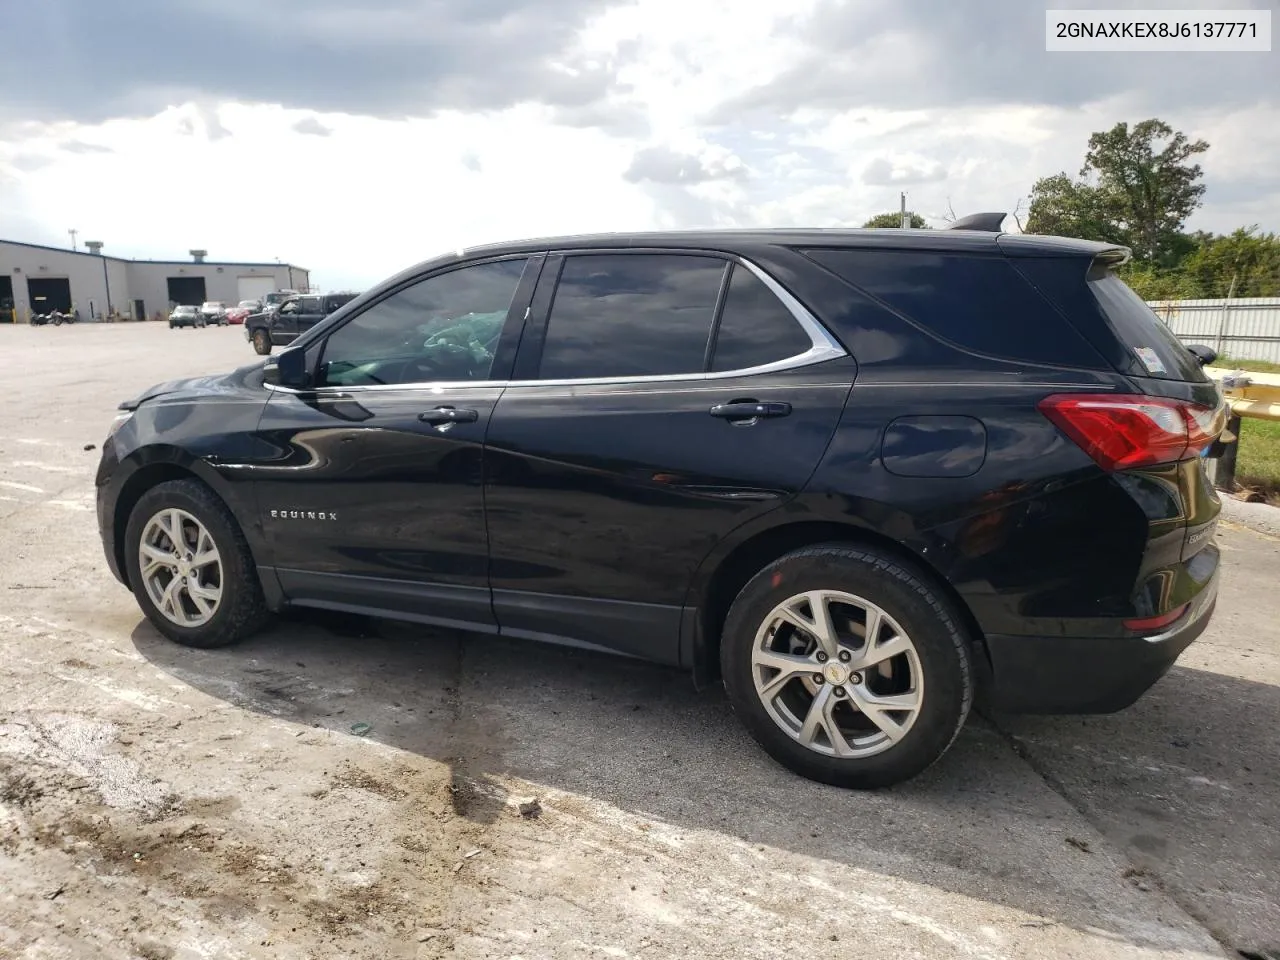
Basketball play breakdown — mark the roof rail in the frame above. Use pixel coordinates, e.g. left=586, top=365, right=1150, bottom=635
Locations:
left=947, top=212, right=1007, bottom=232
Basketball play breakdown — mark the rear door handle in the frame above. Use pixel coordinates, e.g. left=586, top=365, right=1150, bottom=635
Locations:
left=418, top=406, right=479, bottom=425
left=709, top=400, right=792, bottom=421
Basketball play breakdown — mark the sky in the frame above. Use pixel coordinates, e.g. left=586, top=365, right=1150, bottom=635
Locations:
left=0, top=0, right=1276, bottom=291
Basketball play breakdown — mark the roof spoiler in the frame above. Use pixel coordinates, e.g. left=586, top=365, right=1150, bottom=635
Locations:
left=1086, top=246, right=1134, bottom=278
left=947, top=212, right=1007, bottom=232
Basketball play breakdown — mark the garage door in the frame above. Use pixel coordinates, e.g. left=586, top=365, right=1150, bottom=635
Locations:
left=238, top=276, right=279, bottom=302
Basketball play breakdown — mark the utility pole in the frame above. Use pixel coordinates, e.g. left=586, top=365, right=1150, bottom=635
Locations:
left=900, top=193, right=908, bottom=229
left=68, top=228, right=79, bottom=250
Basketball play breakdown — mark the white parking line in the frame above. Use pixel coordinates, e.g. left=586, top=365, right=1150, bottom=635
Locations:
left=12, top=460, right=82, bottom=475
left=49, top=499, right=93, bottom=511
left=0, top=480, right=44, bottom=493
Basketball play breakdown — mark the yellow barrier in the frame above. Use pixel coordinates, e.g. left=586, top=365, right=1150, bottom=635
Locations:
left=1200, top=365, right=1280, bottom=490
left=1203, top=365, right=1280, bottom=424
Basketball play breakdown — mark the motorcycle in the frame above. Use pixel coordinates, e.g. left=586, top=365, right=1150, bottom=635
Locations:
left=30, top=309, right=80, bottom=326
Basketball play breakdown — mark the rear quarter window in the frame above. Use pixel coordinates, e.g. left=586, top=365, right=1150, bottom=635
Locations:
left=1087, top=271, right=1207, bottom=382
left=799, top=248, right=1107, bottom=368
left=710, top=265, right=813, bottom=372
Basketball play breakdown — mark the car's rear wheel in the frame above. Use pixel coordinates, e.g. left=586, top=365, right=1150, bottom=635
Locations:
left=252, top=329, right=272, bottom=355
left=124, top=479, right=270, bottom=648
left=721, top=544, right=973, bottom=789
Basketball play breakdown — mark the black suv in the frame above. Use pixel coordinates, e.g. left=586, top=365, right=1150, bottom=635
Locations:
left=246, top=292, right=358, bottom=355
left=96, top=221, right=1225, bottom=788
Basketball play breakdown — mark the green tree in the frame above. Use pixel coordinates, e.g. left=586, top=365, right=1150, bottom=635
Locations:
left=1180, top=228, right=1280, bottom=298
left=1025, top=119, right=1208, bottom=264
left=1083, top=119, right=1209, bottom=262
left=862, top=211, right=930, bottom=229
left=1119, top=262, right=1201, bottom=301
left=1025, top=173, right=1124, bottom=244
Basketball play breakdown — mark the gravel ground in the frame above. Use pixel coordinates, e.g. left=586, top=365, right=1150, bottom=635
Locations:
left=1, top=322, right=1277, bottom=960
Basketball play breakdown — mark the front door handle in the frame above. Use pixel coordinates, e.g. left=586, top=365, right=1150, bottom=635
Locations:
left=709, top=400, right=792, bottom=422
left=419, top=406, right=479, bottom=425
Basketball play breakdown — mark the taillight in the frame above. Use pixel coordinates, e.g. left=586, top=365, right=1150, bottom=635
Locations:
left=1038, top=394, right=1226, bottom=471
left=1123, top=603, right=1188, bottom=633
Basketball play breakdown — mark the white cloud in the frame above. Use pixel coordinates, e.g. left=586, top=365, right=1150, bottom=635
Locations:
left=0, top=102, right=655, bottom=289
left=0, top=0, right=1276, bottom=291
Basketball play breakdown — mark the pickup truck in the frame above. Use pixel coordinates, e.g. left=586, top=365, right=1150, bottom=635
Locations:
left=245, top=292, right=359, bottom=355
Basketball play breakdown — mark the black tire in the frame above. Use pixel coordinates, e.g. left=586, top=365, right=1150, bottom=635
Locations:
left=720, top=544, right=973, bottom=789
left=123, top=479, right=270, bottom=648
left=252, top=329, right=272, bottom=355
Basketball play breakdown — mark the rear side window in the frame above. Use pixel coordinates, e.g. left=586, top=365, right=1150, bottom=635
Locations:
left=538, top=254, right=727, bottom=379
left=800, top=248, right=1105, bottom=368
left=710, top=265, right=813, bottom=372
left=1087, top=271, right=1205, bottom=382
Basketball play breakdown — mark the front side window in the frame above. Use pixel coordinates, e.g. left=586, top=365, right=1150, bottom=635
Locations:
left=710, top=265, right=813, bottom=372
left=318, top=258, right=527, bottom=387
left=538, top=254, right=727, bottom=380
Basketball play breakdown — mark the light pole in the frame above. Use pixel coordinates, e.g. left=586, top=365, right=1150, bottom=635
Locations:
left=68, top=228, right=79, bottom=250
left=86, top=242, right=111, bottom=318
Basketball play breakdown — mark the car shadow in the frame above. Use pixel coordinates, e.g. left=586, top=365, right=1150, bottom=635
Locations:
left=130, top=611, right=1268, bottom=953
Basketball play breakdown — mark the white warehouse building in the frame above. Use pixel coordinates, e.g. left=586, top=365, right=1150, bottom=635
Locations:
left=0, top=238, right=309, bottom=323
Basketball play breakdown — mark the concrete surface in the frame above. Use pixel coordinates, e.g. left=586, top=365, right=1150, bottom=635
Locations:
left=1, top=323, right=1276, bottom=960
left=1221, top=495, right=1280, bottom=540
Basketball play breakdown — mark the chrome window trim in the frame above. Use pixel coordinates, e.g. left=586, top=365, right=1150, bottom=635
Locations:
left=265, top=253, right=847, bottom=397
left=264, top=379, right=852, bottom=398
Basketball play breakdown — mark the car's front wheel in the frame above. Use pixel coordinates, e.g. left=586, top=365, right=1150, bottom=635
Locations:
left=721, top=544, right=973, bottom=789
left=252, top=329, right=272, bottom=355
left=124, top=479, right=270, bottom=648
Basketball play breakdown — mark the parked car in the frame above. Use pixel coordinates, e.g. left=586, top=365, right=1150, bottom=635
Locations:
left=261, top=290, right=300, bottom=315
left=96, top=222, right=1226, bottom=789
left=245, top=292, right=360, bottom=355
left=199, top=301, right=228, bottom=326
left=225, top=300, right=259, bottom=325
left=168, top=305, right=204, bottom=329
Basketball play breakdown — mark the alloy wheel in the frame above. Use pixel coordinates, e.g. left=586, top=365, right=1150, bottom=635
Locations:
left=750, top=590, right=924, bottom=758
left=139, top=508, right=223, bottom=627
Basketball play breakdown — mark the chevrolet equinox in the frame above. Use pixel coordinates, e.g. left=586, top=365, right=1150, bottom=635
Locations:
left=96, top=217, right=1226, bottom=788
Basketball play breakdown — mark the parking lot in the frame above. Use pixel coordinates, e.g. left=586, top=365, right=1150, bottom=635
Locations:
left=1, top=322, right=1277, bottom=960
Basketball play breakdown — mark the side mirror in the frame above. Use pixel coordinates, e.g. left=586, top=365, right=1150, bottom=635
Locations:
left=264, top=346, right=310, bottom=389
left=1186, top=344, right=1217, bottom=367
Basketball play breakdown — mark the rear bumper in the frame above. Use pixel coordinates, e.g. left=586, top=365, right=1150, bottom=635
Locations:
left=982, top=575, right=1218, bottom=714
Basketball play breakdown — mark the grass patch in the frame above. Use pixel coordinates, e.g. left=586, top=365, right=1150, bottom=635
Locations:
left=1237, top=417, right=1280, bottom=489
left=1217, top=355, right=1280, bottom=375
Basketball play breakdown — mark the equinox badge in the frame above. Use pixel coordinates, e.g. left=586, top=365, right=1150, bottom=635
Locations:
left=270, top=509, right=338, bottom=521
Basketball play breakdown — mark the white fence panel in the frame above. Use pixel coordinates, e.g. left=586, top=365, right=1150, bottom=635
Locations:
left=1148, top=298, right=1280, bottom=364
